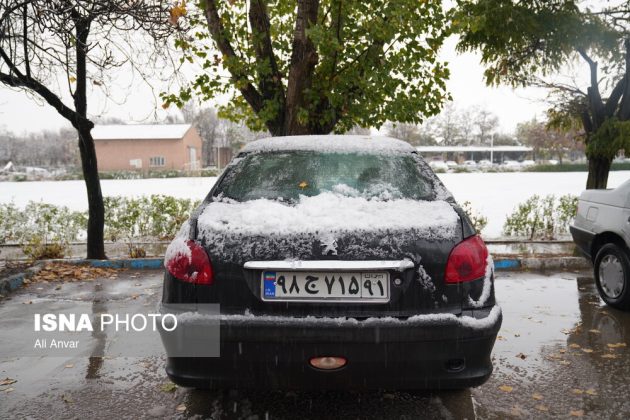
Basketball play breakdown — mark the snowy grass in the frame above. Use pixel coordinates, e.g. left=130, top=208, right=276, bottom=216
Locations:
left=1, top=171, right=629, bottom=238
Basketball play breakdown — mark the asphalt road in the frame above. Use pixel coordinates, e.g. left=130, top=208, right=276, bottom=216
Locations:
left=1, top=268, right=629, bottom=419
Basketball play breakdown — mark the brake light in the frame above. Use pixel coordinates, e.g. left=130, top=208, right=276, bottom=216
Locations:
left=165, top=240, right=214, bottom=285
left=445, top=235, right=488, bottom=284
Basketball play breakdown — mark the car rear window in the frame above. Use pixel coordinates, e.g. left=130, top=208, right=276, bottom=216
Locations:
left=214, top=151, right=435, bottom=202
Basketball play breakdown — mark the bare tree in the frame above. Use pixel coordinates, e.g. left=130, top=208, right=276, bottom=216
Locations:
left=0, top=1, right=174, bottom=258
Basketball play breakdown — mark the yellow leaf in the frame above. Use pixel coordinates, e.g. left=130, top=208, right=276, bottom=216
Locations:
left=499, top=385, right=513, bottom=392
left=69, top=76, right=76, bottom=83
left=532, top=392, right=543, bottom=400
left=569, top=409, right=584, bottom=417
left=581, top=348, right=594, bottom=353
left=298, top=181, right=309, bottom=189
left=569, top=343, right=580, bottom=349
left=601, top=353, right=617, bottom=359
left=571, top=389, right=583, bottom=394
left=585, top=388, right=597, bottom=396
left=535, top=404, right=549, bottom=412
left=607, top=343, right=627, bottom=349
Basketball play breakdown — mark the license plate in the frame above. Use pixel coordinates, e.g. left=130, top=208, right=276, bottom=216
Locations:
left=261, top=271, right=389, bottom=302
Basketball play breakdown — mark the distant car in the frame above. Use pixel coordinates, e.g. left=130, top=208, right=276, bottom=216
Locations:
left=547, top=159, right=559, bottom=165
left=501, top=160, right=521, bottom=170
left=445, top=160, right=459, bottom=169
left=478, top=159, right=493, bottom=168
left=520, top=160, right=536, bottom=167
left=463, top=160, right=477, bottom=170
left=571, top=179, right=630, bottom=309
left=161, top=135, right=501, bottom=390
left=428, top=160, right=449, bottom=172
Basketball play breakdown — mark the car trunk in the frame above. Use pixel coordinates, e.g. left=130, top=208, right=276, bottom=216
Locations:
left=194, top=224, right=465, bottom=318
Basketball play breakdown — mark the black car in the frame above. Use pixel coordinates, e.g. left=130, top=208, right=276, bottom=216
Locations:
left=161, top=135, right=501, bottom=390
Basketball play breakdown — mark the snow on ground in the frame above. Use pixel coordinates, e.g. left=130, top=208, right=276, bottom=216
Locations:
left=1, top=171, right=629, bottom=238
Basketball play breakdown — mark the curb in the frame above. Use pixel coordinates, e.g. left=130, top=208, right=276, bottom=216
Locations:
left=0, top=264, right=43, bottom=296
left=0, top=256, right=592, bottom=297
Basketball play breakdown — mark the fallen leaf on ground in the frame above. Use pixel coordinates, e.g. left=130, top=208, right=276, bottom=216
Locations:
left=601, top=353, right=617, bottom=359
left=64, top=364, right=74, bottom=368
left=516, top=352, right=527, bottom=360
left=582, top=348, right=594, bottom=353
left=571, top=389, right=583, bottom=395
left=161, top=383, right=177, bottom=392
left=532, top=392, right=543, bottom=400
left=585, top=389, right=597, bottom=396
left=499, top=385, right=513, bottom=392
left=559, top=360, right=572, bottom=366
left=535, top=404, right=549, bottom=412
left=176, top=404, right=186, bottom=412
left=61, top=394, right=73, bottom=404
left=569, top=343, right=580, bottom=349
left=607, top=343, right=627, bottom=349
left=2, top=387, right=14, bottom=393
left=0, top=378, right=16, bottom=386
left=569, top=409, right=584, bottom=417
left=588, top=329, right=600, bottom=334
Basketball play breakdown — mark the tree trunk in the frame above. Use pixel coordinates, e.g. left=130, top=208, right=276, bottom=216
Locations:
left=73, top=17, right=105, bottom=259
left=586, top=156, right=612, bottom=189
left=78, top=127, right=106, bottom=259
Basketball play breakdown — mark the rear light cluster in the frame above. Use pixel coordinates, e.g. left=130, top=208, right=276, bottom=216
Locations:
left=165, top=239, right=214, bottom=285
left=445, top=235, right=489, bottom=284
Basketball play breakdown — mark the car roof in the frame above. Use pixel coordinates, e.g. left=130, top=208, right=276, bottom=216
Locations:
left=240, top=135, right=415, bottom=155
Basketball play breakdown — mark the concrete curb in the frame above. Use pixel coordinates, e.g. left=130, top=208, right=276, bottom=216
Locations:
left=0, top=264, right=43, bottom=296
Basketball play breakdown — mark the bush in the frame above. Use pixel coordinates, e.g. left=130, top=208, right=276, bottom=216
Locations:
left=1, top=195, right=201, bottom=259
left=461, top=201, right=488, bottom=234
left=503, top=194, right=578, bottom=239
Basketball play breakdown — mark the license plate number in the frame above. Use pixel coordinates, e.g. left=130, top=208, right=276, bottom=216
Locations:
left=261, top=271, right=389, bottom=302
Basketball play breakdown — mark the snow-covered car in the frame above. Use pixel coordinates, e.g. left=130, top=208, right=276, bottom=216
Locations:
left=161, top=135, right=501, bottom=390
left=478, top=159, right=493, bottom=169
left=501, top=160, right=521, bottom=170
left=428, top=160, right=449, bottom=172
left=463, top=160, right=477, bottom=170
left=520, top=160, right=536, bottom=167
left=571, top=180, right=630, bottom=309
left=446, top=160, right=459, bottom=169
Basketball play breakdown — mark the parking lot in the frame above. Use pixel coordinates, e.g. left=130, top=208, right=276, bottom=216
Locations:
left=1, top=268, right=629, bottom=419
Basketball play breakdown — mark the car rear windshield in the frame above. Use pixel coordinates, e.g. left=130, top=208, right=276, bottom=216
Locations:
left=214, top=151, right=435, bottom=202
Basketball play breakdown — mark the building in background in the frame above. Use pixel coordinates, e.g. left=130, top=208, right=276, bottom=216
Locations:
left=416, top=145, right=533, bottom=163
left=93, top=124, right=203, bottom=172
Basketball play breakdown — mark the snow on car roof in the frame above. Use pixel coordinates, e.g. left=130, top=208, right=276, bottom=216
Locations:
left=240, top=135, right=415, bottom=154
left=92, top=124, right=192, bottom=140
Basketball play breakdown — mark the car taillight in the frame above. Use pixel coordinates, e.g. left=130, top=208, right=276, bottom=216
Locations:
left=445, top=235, right=489, bottom=284
left=166, top=240, right=214, bottom=285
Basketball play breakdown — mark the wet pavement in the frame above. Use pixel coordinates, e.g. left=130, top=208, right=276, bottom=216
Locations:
left=1, top=269, right=630, bottom=419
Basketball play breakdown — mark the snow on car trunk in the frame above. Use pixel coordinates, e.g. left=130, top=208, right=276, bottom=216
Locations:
left=196, top=192, right=461, bottom=265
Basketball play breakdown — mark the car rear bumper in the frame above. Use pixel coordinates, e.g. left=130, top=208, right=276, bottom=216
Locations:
left=570, top=224, right=595, bottom=259
left=162, top=305, right=502, bottom=390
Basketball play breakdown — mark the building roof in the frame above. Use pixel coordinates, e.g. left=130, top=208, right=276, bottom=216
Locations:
left=92, top=124, right=192, bottom=140
left=241, top=135, right=415, bottom=154
left=416, top=145, right=532, bottom=153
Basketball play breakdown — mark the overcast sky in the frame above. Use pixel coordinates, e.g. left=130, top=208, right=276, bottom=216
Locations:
left=0, top=35, right=563, bottom=136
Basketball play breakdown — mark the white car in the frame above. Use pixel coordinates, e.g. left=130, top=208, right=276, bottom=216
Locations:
left=463, top=160, right=477, bottom=169
left=428, top=160, right=449, bottom=172
left=445, top=160, right=459, bottom=169
left=501, top=160, right=521, bottom=171
left=571, top=179, right=630, bottom=309
left=520, top=160, right=536, bottom=167
left=478, top=159, right=493, bottom=168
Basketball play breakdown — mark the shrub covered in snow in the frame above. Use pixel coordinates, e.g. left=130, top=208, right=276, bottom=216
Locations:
left=503, top=194, right=578, bottom=239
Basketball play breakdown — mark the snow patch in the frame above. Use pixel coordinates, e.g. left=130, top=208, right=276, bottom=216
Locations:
left=467, top=254, right=494, bottom=308
left=416, top=263, right=435, bottom=292
left=163, top=223, right=191, bottom=268
left=319, top=232, right=338, bottom=256
left=175, top=305, right=502, bottom=331
left=241, top=135, right=416, bottom=155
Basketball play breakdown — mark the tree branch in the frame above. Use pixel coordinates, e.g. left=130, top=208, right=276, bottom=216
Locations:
left=248, top=0, right=285, bottom=128
left=204, top=0, right=264, bottom=114
left=618, top=39, right=630, bottom=120
left=577, top=47, right=605, bottom=126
